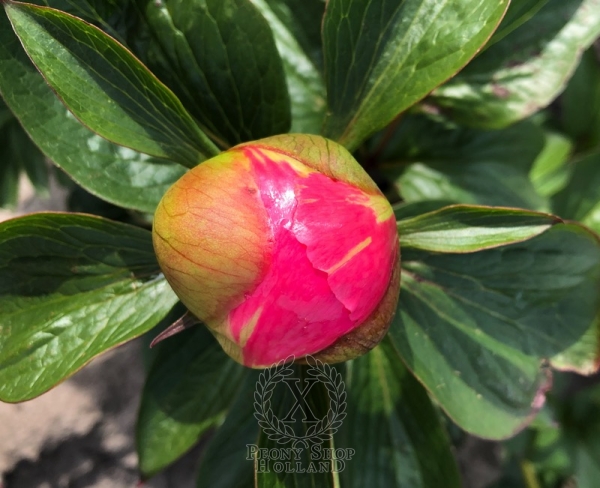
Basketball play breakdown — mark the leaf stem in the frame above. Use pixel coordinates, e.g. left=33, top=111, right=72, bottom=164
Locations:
left=520, top=459, right=541, bottom=488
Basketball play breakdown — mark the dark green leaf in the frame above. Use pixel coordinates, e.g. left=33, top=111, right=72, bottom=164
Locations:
left=561, top=48, right=600, bottom=152
left=384, top=115, right=547, bottom=210
left=393, top=200, right=456, bottom=221
left=432, top=0, right=600, bottom=129
left=0, top=124, right=21, bottom=208
left=486, top=0, right=549, bottom=48
left=139, top=302, right=187, bottom=372
left=0, top=8, right=185, bottom=213
left=25, top=0, right=135, bottom=42
left=552, top=152, right=600, bottom=233
left=321, top=0, right=509, bottom=150
left=576, top=442, right=600, bottom=488
left=0, top=110, right=47, bottom=208
left=0, top=213, right=178, bottom=402
left=0, top=98, right=14, bottom=128
left=548, top=152, right=600, bottom=374
left=337, top=339, right=461, bottom=488
left=7, top=119, right=49, bottom=195
left=397, top=205, right=560, bottom=253
left=5, top=2, right=218, bottom=166
left=196, top=372, right=259, bottom=488
left=569, top=386, right=600, bottom=488
left=390, top=223, right=600, bottom=438
left=250, top=0, right=326, bottom=134
left=254, top=363, right=338, bottom=488
left=550, top=319, right=599, bottom=376
left=135, top=0, right=291, bottom=146
left=137, top=325, right=247, bottom=477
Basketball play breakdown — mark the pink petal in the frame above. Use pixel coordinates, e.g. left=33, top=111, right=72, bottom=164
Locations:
left=227, top=148, right=356, bottom=366
left=293, top=173, right=398, bottom=324
left=226, top=147, right=396, bottom=367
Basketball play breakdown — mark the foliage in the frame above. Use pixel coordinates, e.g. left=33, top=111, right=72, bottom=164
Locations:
left=0, top=0, right=599, bottom=486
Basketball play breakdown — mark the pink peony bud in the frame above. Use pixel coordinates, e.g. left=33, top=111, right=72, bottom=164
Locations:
left=152, top=135, right=400, bottom=367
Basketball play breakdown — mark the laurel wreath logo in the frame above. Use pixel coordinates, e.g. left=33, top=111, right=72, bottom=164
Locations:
left=253, top=355, right=347, bottom=449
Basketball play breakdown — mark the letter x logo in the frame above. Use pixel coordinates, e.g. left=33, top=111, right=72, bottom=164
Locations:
left=280, top=377, right=319, bottom=423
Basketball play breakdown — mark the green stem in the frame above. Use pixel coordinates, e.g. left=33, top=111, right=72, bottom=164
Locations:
left=520, top=459, right=542, bottom=488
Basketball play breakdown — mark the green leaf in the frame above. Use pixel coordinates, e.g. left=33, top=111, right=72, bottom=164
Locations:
left=432, top=0, right=600, bottom=129
left=485, top=0, right=549, bottom=48
left=0, top=124, right=21, bottom=208
left=25, top=0, right=135, bottom=42
left=529, top=132, right=573, bottom=198
left=390, top=223, right=600, bottom=438
left=254, top=363, right=338, bottom=488
left=547, top=152, right=600, bottom=374
left=321, top=0, right=509, bottom=150
left=0, top=213, right=179, bottom=403
left=196, top=372, right=259, bottom=488
left=393, top=200, right=456, bottom=221
left=570, top=387, right=600, bottom=488
left=0, top=98, right=14, bottom=128
left=576, top=442, right=600, bottom=488
left=397, top=205, right=560, bottom=253
left=5, top=2, right=218, bottom=167
left=135, top=0, right=291, bottom=147
left=552, top=152, right=600, bottom=234
left=0, top=106, right=48, bottom=208
left=561, top=48, right=600, bottom=152
left=7, top=119, right=49, bottom=193
left=137, top=325, right=247, bottom=477
left=337, top=339, right=461, bottom=488
left=250, top=0, right=326, bottom=134
left=384, top=115, right=547, bottom=210
left=550, top=318, right=600, bottom=376
left=0, top=8, right=185, bottom=213
left=257, top=0, right=325, bottom=70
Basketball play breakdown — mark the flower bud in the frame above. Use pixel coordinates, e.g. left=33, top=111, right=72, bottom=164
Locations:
left=152, top=135, right=400, bottom=367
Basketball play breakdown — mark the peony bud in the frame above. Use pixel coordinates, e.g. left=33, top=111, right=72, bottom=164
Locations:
left=152, top=135, right=400, bottom=367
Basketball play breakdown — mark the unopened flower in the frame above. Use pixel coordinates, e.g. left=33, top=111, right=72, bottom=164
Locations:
left=152, top=135, right=400, bottom=367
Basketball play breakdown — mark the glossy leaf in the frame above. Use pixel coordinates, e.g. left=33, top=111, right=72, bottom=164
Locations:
left=561, top=48, right=600, bottom=152
left=196, top=372, right=259, bottom=488
left=250, top=0, right=326, bottom=134
left=136, top=0, right=291, bottom=147
left=5, top=2, right=218, bottom=166
left=137, top=326, right=247, bottom=477
left=0, top=8, right=185, bottom=213
left=432, top=0, right=600, bottom=129
left=25, top=0, right=133, bottom=39
left=0, top=213, right=179, bottom=403
left=397, top=205, right=559, bottom=253
left=257, top=0, right=324, bottom=69
left=390, top=223, right=600, bottom=438
left=321, top=0, right=509, bottom=150
left=337, top=339, right=461, bottom=488
left=486, top=0, right=549, bottom=48
left=384, top=115, right=547, bottom=210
